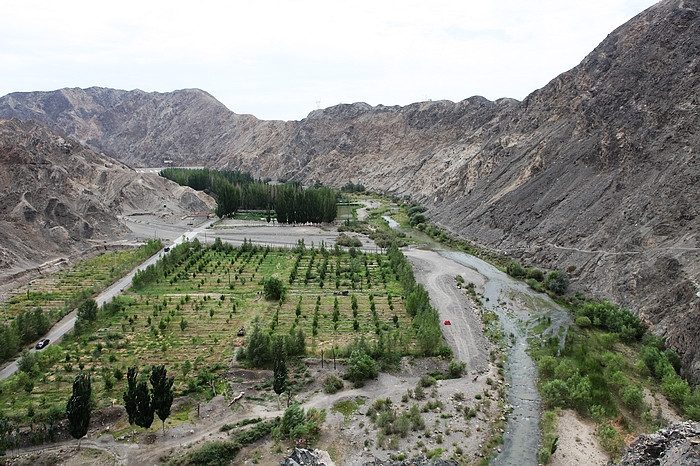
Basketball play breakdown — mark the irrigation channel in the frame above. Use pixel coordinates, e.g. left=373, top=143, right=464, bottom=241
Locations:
left=384, top=217, right=572, bottom=465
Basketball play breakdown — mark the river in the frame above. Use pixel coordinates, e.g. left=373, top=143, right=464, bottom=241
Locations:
left=439, top=250, right=571, bottom=465
left=384, top=215, right=572, bottom=464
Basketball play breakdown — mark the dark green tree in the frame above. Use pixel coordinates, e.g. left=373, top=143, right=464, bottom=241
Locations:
left=134, top=379, right=154, bottom=429
left=263, top=277, right=286, bottom=301
left=123, top=367, right=138, bottom=440
left=78, top=299, right=98, bottom=322
left=244, top=319, right=271, bottom=367
left=0, top=414, right=14, bottom=455
left=272, top=336, right=288, bottom=408
left=66, top=374, right=91, bottom=446
left=150, top=365, right=174, bottom=434
left=214, top=182, right=240, bottom=218
left=545, top=270, right=569, bottom=295
left=124, top=366, right=155, bottom=430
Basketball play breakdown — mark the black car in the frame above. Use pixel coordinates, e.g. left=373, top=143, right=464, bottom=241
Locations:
left=35, top=339, right=50, bottom=350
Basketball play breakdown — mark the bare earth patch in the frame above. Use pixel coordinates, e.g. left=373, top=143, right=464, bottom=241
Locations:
left=550, top=410, right=608, bottom=466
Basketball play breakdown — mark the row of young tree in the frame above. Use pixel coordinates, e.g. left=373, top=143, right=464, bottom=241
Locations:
left=386, top=243, right=446, bottom=357
left=0, top=307, right=50, bottom=362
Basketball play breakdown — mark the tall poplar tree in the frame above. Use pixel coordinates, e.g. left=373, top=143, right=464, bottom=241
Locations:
left=150, top=365, right=175, bottom=434
left=272, top=336, right=288, bottom=408
left=66, top=374, right=91, bottom=447
left=123, top=366, right=138, bottom=440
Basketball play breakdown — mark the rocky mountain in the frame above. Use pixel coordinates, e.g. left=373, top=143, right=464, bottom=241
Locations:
left=0, top=118, right=213, bottom=278
left=0, top=0, right=698, bottom=380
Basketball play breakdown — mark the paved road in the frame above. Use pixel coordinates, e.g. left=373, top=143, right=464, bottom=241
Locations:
left=0, top=219, right=216, bottom=381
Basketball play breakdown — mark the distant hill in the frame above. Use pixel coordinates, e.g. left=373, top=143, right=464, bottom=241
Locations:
left=0, top=0, right=697, bottom=381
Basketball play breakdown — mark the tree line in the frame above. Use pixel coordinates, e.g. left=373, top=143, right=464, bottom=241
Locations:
left=386, top=243, right=447, bottom=357
left=160, top=168, right=337, bottom=223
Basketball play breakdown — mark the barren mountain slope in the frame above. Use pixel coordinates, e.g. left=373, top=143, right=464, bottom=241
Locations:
left=0, top=118, right=214, bottom=278
left=0, top=87, right=289, bottom=168
left=0, top=0, right=697, bottom=381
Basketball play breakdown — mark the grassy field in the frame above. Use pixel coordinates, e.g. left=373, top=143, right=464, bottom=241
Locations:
left=0, top=240, right=416, bottom=426
left=3, top=242, right=161, bottom=324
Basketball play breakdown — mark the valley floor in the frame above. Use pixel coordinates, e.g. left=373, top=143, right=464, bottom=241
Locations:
left=0, top=204, right=620, bottom=465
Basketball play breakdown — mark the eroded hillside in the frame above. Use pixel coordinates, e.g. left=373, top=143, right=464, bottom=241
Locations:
left=0, top=118, right=214, bottom=277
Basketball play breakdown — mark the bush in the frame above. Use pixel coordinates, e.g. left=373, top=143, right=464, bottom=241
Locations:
left=545, top=271, right=569, bottom=295
left=409, top=214, right=427, bottom=226
left=506, top=261, right=525, bottom=278
left=597, top=423, right=624, bottom=458
left=541, top=379, right=569, bottom=408
left=575, top=316, right=592, bottom=328
left=280, top=404, right=306, bottom=437
left=336, top=233, right=362, bottom=248
left=418, top=375, right=437, bottom=388
left=537, top=356, right=558, bottom=379
left=345, top=350, right=378, bottom=387
left=185, top=441, right=240, bottom=465
left=447, top=360, right=466, bottom=378
left=622, top=384, right=645, bottom=414
left=661, top=373, right=691, bottom=405
left=526, top=268, right=545, bottom=281
left=323, top=374, right=344, bottom=394
left=526, top=278, right=545, bottom=292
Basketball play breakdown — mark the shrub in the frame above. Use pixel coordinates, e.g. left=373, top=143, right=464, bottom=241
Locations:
left=575, top=316, right=592, bottom=328
left=186, top=441, right=240, bottom=465
left=336, top=233, right=363, bottom=248
left=409, top=213, right=427, bottom=226
left=280, top=404, right=306, bottom=437
left=545, top=271, right=569, bottom=295
left=506, top=261, right=525, bottom=278
left=418, top=375, right=436, bottom=388
left=323, top=374, right=344, bottom=394
left=597, top=423, right=624, bottom=458
left=661, top=373, right=691, bottom=405
left=541, top=379, right=569, bottom=408
left=345, top=350, right=378, bottom=387
left=447, top=359, right=467, bottom=378
left=622, top=384, right=645, bottom=414
left=526, top=278, right=544, bottom=292
left=538, top=356, right=558, bottom=379
left=526, top=268, right=545, bottom=281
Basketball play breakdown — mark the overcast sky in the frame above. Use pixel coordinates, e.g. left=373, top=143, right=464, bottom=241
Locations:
left=1, top=0, right=658, bottom=121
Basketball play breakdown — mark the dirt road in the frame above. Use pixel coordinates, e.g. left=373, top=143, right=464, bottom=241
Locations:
left=404, top=248, right=490, bottom=371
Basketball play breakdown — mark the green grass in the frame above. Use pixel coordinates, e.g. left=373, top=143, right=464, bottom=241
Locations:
left=331, top=399, right=360, bottom=419
left=4, top=242, right=161, bottom=324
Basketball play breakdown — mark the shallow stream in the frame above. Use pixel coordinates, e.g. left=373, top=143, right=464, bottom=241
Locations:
left=383, top=214, right=572, bottom=463
left=439, top=251, right=571, bottom=464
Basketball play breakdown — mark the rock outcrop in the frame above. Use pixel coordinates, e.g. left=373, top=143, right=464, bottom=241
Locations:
left=0, top=0, right=698, bottom=381
left=281, top=448, right=336, bottom=466
left=617, top=421, right=700, bottom=465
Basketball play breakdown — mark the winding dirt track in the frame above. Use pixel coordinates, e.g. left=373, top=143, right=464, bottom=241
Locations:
left=403, top=248, right=489, bottom=371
